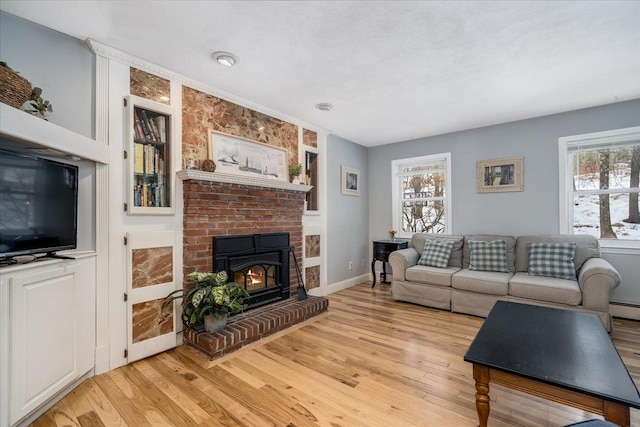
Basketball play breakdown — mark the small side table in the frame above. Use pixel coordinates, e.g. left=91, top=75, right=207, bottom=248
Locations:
left=371, top=239, right=409, bottom=288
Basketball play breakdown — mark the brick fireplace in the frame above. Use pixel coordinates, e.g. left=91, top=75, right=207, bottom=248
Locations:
left=182, top=175, right=305, bottom=291
left=180, top=172, right=328, bottom=359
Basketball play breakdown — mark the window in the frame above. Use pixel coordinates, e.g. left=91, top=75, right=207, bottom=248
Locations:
left=559, top=126, right=640, bottom=249
left=392, top=153, right=451, bottom=237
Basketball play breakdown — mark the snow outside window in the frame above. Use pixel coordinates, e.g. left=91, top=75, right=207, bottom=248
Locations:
left=391, top=153, right=451, bottom=237
left=559, top=127, right=640, bottom=249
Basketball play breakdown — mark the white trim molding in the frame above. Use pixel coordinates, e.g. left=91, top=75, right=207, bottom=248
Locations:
left=85, top=39, right=328, bottom=136
left=177, top=169, right=313, bottom=192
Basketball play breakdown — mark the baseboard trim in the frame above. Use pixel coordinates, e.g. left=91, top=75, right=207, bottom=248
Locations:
left=328, top=274, right=369, bottom=294
left=610, top=301, right=640, bottom=321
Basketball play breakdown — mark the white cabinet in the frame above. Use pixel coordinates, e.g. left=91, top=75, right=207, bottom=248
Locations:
left=0, top=256, right=96, bottom=427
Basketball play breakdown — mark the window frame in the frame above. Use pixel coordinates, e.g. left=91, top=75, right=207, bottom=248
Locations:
left=391, top=153, right=452, bottom=238
left=558, top=126, right=640, bottom=252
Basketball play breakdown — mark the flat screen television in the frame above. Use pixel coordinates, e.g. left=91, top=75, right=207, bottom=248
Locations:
left=0, top=149, right=78, bottom=260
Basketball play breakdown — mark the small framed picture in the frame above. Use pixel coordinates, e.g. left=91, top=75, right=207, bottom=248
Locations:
left=477, top=156, right=523, bottom=193
left=341, top=165, right=360, bottom=196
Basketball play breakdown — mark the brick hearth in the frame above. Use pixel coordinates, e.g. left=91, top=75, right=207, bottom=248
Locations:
left=184, top=295, right=328, bottom=360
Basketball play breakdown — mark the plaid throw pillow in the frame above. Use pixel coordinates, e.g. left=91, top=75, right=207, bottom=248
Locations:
left=527, top=242, right=577, bottom=280
left=468, top=240, right=509, bottom=273
left=417, top=240, right=454, bottom=268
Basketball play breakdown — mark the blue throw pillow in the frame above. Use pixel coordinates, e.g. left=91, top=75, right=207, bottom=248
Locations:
left=527, top=242, right=577, bottom=280
left=417, top=240, right=454, bottom=268
left=468, top=240, right=509, bottom=273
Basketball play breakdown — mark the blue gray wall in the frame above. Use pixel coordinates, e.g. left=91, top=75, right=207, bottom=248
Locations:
left=327, top=134, right=369, bottom=284
left=368, top=99, right=640, bottom=303
left=0, top=11, right=94, bottom=138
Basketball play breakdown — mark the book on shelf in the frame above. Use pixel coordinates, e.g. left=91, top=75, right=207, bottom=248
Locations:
left=133, top=113, right=145, bottom=141
left=136, top=110, right=152, bottom=141
left=140, top=110, right=157, bottom=142
left=154, top=116, right=167, bottom=143
left=148, top=116, right=161, bottom=141
left=134, top=143, right=144, bottom=174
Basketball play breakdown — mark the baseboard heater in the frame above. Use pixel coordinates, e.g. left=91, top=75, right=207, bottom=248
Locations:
left=610, top=301, right=640, bottom=321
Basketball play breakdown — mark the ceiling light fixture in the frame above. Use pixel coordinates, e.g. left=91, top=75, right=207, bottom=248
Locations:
left=315, top=103, right=333, bottom=111
left=212, top=51, right=238, bottom=67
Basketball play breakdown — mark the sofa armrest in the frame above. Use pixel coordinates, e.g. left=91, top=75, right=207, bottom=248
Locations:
left=388, top=248, right=420, bottom=282
left=578, top=258, right=621, bottom=312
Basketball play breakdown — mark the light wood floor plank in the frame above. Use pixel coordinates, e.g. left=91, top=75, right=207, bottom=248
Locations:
left=30, top=283, right=640, bottom=426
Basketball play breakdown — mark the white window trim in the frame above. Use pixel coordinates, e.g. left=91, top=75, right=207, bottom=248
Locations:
left=391, top=153, right=452, bottom=238
left=558, top=126, right=640, bottom=251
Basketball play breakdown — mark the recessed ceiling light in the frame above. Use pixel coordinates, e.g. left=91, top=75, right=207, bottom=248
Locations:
left=315, top=103, right=333, bottom=111
left=212, top=51, right=238, bottom=67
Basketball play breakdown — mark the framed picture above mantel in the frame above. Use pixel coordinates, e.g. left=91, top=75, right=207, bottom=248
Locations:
left=208, top=130, right=288, bottom=182
left=477, top=156, right=523, bottom=193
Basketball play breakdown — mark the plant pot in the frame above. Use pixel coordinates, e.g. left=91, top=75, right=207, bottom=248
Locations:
left=203, top=314, right=228, bottom=333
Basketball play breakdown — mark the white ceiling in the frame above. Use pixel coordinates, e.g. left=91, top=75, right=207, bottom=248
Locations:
left=1, top=1, right=639, bottom=147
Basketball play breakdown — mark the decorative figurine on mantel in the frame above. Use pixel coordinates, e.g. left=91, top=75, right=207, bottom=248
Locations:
left=201, top=159, right=216, bottom=172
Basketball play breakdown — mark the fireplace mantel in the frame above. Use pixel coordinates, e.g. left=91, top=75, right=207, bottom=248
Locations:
left=178, top=169, right=313, bottom=192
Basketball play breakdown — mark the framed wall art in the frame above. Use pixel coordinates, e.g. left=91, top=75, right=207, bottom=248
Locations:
left=341, top=165, right=360, bottom=196
left=477, top=156, right=523, bottom=193
left=208, top=130, right=287, bottom=182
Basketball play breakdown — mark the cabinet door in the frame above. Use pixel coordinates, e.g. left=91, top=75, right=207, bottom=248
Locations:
left=9, top=261, right=95, bottom=425
left=125, top=95, right=175, bottom=215
left=126, top=230, right=179, bottom=362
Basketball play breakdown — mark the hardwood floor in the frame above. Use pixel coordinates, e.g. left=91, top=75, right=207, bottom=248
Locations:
left=32, top=283, right=640, bottom=426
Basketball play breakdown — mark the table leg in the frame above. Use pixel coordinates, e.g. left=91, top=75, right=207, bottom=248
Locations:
left=603, top=400, right=630, bottom=427
left=371, top=259, right=377, bottom=288
left=382, top=261, right=388, bottom=283
left=473, top=364, right=490, bottom=427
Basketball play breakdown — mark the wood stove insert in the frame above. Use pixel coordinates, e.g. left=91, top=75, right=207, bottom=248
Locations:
left=212, top=232, right=290, bottom=309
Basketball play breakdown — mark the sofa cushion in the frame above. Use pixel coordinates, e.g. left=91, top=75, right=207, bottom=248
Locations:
left=451, top=269, right=511, bottom=295
left=468, top=240, right=510, bottom=273
left=411, top=234, right=464, bottom=268
left=527, top=242, right=577, bottom=280
left=515, top=235, right=600, bottom=273
left=509, top=272, right=582, bottom=305
left=463, top=234, right=516, bottom=272
left=417, top=239, right=454, bottom=268
left=405, top=265, right=460, bottom=287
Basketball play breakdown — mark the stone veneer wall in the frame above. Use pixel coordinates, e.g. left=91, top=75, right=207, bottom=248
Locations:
left=182, top=179, right=306, bottom=293
left=182, top=86, right=299, bottom=167
left=130, top=67, right=171, bottom=104
left=130, top=246, right=175, bottom=343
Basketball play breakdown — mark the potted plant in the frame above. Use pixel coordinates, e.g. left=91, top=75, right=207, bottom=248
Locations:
left=288, top=162, right=303, bottom=184
left=24, top=87, right=53, bottom=120
left=163, top=270, right=250, bottom=332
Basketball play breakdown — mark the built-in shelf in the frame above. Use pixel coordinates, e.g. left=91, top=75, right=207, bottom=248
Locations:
left=0, top=103, right=108, bottom=164
left=177, top=169, right=313, bottom=192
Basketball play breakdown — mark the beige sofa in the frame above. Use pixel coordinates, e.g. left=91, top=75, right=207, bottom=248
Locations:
left=388, top=233, right=621, bottom=331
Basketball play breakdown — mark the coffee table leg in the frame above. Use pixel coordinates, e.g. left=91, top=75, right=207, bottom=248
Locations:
left=603, top=400, right=630, bottom=427
left=473, top=364, right=490, bottom=427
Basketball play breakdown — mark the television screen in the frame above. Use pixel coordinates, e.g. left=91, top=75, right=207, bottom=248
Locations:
left=0, top=149, right=78, bottom=259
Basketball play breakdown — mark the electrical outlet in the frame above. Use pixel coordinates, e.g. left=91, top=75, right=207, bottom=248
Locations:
left=348, top=261, right=353, bottom=270
left=361, top=259, right=365, bottom=267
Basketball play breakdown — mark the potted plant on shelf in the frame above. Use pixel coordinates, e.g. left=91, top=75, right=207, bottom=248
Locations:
left=288, top=162, right=303, bottom=184
left=162, top=270, right=250, bottom=333
left=24, top=87, right=53, bottom=120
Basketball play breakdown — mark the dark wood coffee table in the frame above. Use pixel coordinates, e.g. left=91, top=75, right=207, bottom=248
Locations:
left=464, top=301, right=640, bottom=427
